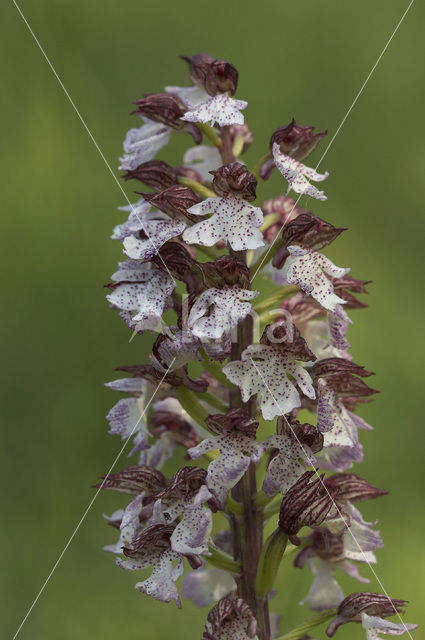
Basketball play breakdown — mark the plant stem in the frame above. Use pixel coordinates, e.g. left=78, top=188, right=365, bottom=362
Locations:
left=228, top=248, right=271, bottom=640
left=252, top=152, right=272, bottom=178
left=274, top=610, right=337, bottom=640
left=178, top=176, right=215, bottom=199
left=196, top=122, right=222, bottom=148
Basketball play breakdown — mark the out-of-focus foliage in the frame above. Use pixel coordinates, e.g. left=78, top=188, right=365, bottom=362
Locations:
left=1, top=1, right=423, bottom=639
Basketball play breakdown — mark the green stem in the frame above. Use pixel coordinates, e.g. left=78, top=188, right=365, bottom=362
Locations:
left=275, top=610, right=337, bottom=640
left=178, top=176, right=216, bottom=199
left=199, top=391, right=228, bottom=412
left=253, top=287, right=297, bottom=314
left=252, top=152, right=272, bottom=178
left=196, top=122, right=222, bottom=148
left=262, top=496, right=282, bottom=518
left=174, top=386, right=214, bottom=433
left=232, top=133, right=245, bottom=158
left=200, top=349, right=234, bottom=389
left=196, top=245, right=220, bottom=261
left=250, top=239, right=285, bottom=278
left=255, top=529, right=288, bottom=597
left=260, top=212, right=281, bottom=233
left=207, top=543, right=241, bottom=574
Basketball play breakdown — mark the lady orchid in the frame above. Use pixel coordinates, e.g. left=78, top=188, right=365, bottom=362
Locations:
left=98, top=53, right=417, bottom=640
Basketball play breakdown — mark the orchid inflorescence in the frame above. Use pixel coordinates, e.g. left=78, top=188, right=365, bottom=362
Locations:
left=98, top=53, right=417, bottom=640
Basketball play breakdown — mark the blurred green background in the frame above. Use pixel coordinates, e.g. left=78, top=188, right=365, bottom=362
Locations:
left=1, top=1, right=424, bottom=638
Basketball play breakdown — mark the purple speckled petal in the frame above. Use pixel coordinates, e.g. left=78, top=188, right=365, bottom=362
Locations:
left=123, top=216, right=186, bottom=260
left=272, top=143, right=329, bottom=201
left=119, top=122, right=171, bottom=171
left=223, top=344, right=315, bottom=421
left=106, top=261, right=175, bottom=332
left=262, top=433, right=316, bottom=496
left=106, top=397, right=149, bottom=444
left=188, top=434, right=263, bottom=507
left=183, top=196, right=264, bottom=251
left=188, top=287, right=258, bottom=340
left=181, top=94, right=248, bottom=127
left=134, top=550, right=184, bottom=608
left=361, top=613, right=418, bottom=639
left=275, top=246, right=350, bottom=312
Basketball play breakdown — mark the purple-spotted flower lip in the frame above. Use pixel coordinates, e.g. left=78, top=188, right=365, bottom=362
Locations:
left=223, top=343, right=315, bottom=421
left=272, top=142, right=329, bottom=201
left=181, top=94, right=248, bottom=128
left=188, top=286, right=258, bottom=341
left=183, top=195, right=264, bottom=252
left=188, top=410, right=263, bottom=508
left=272, top=245, right=350, bottom=312
left=262, top=417, right=320, bottom=497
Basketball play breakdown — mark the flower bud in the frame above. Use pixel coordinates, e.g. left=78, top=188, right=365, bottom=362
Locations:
left=210, top=162, right=257, bottom=201
left=228, top=123, right=254, bottom=153
left=310, top=358, right=379, bottom=399
left=270, top=118, right=327, bottom=162
left=124, top=523, right=175, bottom=559
left=94, top=465, right=166, bottom=496
left=132, top=93, right=186, bottom=130
left=197, top=255, right=251, bottom=289
left=260, top=322, right=316, bottom=362
left=326, top=592, right=408, bottom=637
left=279, top=415, right=323, bottom=454
left=182, top=53, right=239, bottom=96
left=280, top=212, right=346, bottom=251
left=278, top=471, right=339, bottom=544
left=324, top=473, right=388, bottom=503
left=203, top=595, right=257, bottom=640
left=139, top=185, right=201, bottom=220
left=124, top=160, right=180, bottom=190
left=152, top=242, right=204, bottom=295
left=205, top=408, right=258, bottom=437
left=149, top=410, right=200, bottom=450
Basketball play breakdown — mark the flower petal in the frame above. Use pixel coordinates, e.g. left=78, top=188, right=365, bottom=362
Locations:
left=181, top=94, right=248, bottom=127
left=275, top=246, right=350, bottom=312
left=134, top=550, right=184, bottom=608
left=361, top=613, right=418, bottom=639
left=123, top=216, right=186, bottom=260
left=119, top=123, right=171, bottom=171
left=272, top=143, right=328, bottom=201
left=106, top=261, right=175, bottom=332
left=188, top=287, right=258, bottom=340
left=183, top=196, right=264, bottom=251
left=223, top=344, right=315, bottom=421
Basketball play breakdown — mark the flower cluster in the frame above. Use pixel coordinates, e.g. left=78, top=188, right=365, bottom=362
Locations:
left=98, top=54, right=417, bottom=640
